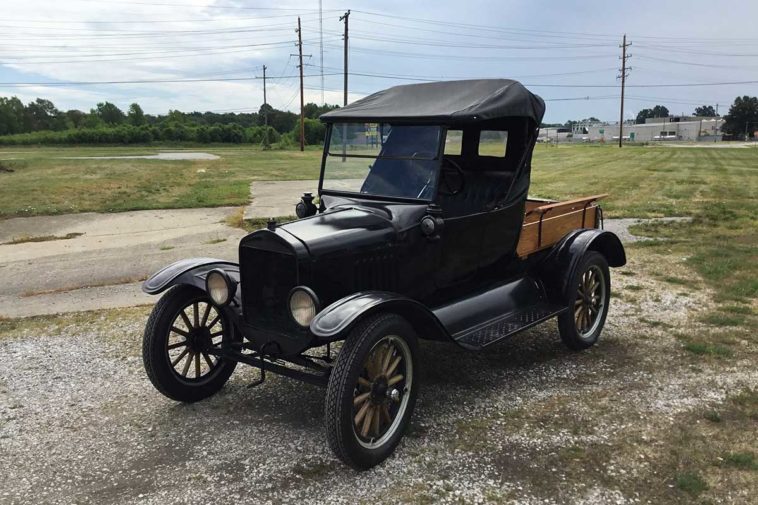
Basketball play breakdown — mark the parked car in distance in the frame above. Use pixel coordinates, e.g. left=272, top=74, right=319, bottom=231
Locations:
left=141, top=79, right=626, bottom=470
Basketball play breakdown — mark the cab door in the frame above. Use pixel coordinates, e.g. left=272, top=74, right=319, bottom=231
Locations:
left=435, top=212, right=486, bottom=288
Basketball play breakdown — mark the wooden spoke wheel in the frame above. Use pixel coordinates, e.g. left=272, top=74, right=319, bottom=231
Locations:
left=558, top=251, right=611, bottom=350
left=166, top=299, right=225, bottom=382
left=574, top=265, right=606, bottom=337
left=325, top=313, right=418, bottom=470
left=143, top=285, right=237, bottom=403
left=352, top=335, right=412, bottom=448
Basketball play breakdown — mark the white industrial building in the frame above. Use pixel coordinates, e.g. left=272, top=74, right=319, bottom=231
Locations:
left=539, top=116, right=724, bottom=143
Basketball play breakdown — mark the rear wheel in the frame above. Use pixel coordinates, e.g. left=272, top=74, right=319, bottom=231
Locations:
left=143, top=285, right=237, bottom=402
left=558, top=251, right=611, bottom=350
left=325, top=313, right=418, bottom=470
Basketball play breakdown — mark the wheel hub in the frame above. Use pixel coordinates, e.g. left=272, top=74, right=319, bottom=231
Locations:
left=187, top=327, right=212, bottom=352
left=371, top=377, right=389, bottom=402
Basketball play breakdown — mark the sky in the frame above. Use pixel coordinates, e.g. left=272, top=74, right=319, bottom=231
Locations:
left=1, top=0, right=757, bottom=124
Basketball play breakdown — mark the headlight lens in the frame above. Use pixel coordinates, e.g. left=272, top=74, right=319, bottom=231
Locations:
left=206, top=270, right=232, bottom=306
left=289, top=287, right=318, bottom=327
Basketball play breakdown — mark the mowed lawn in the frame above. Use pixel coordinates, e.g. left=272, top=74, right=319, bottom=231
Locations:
left=0, top=143, right=755, bottom=219
left=0, top=145, right=324, bottom=217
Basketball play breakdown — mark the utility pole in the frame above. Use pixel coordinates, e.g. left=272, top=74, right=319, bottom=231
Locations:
left=617, top=34, right=632, bottom=148
left=340, top=10, right=351, bottom=106
left=319, top=0, right=324, bottom=104
left=262, top=64, right=269, bottom=147
left=262, top=64, right=267, bottom=127
left=296, top=17, right=305, bottom=152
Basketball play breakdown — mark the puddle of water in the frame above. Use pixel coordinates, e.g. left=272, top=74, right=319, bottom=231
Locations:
left=61, top=152, right=220, bottom=161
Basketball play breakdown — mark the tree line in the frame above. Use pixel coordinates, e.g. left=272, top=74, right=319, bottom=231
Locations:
left=0, top=97, right=339, bottom=145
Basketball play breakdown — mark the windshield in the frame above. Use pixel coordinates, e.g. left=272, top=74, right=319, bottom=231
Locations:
left=322, top=123, right=442, bottom=200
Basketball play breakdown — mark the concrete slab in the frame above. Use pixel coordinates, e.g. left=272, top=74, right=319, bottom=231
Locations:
left=244, top=179, right=365, bottom=220
left=0, top=282, right=152, bottom=318
left=0, top=207, right=246, bottom=318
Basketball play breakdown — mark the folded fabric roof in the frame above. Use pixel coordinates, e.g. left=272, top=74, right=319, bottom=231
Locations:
left=320, top=79, right=545, bottom=125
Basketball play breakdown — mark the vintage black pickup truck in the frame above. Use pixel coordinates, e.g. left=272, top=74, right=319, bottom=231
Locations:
left=141, top=79, right=626, bottom=470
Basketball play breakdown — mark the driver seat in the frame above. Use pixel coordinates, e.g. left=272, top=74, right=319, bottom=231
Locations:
left=437, top=170, right=513, bottom=218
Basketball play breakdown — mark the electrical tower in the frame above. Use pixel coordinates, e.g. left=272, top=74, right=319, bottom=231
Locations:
left=617, top=34, right=632, bottom=148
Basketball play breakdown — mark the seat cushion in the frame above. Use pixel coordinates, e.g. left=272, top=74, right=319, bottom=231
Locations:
left=438, top=170, right=513, bottom=217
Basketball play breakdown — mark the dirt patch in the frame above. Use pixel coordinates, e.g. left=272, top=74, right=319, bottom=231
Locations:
left=62, top=152, right=220, bottom=161
left=2, top=232, right=83, bottom=245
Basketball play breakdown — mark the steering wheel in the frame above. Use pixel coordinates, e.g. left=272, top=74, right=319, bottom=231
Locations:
left=439, top=157, right=465, bottom=196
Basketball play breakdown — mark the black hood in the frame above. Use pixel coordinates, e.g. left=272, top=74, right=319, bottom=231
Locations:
left=278, top=206, right=397, bottom=259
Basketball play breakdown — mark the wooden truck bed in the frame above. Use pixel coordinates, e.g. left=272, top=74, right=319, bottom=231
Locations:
left=516, top=194, right=607, bottom=257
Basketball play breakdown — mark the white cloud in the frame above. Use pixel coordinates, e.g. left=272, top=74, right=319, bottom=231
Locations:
left=1, top=0, right=756, bottom=121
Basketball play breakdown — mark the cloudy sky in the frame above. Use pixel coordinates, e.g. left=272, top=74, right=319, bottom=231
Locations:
left=1, top=0, right=757, bottom=123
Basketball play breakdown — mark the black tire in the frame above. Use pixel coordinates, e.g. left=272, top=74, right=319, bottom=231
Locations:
left=325, top=313, right=419, bottom=470
left=558, top=251, right=611, bottom=350
left=143, top=285, right=237, bottom=402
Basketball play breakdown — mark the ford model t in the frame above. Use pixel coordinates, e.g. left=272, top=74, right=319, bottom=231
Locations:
left=141, top=79, right=626, bottom=470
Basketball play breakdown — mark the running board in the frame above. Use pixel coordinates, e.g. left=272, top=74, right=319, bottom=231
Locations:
left=453, top=303, right=565, bottom=350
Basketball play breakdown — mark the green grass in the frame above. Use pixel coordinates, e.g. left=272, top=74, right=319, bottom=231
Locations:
left=721, top=452, right=757, bottom=471
left=675, top=472, right=709, bottom=496
left=0, top=145, right=323, bottom=217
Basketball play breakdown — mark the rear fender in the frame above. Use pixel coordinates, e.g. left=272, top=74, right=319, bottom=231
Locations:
left=538, top=229, right=626, bottom=303
left=310, top=291, right=451, bottom=343
left=142, top=258, right=240, bottom=300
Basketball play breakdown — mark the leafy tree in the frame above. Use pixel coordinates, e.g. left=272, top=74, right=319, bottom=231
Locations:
left=693, top=105, right=717, bottom=117
left=25, top=98, right=64, bottom=131
left=65, top=109, right=87, bottom=129
left=303, top=102, right=340, bottom=119
left=293, top=118, right=326, bottom=145
left=0, top=96, right=26, bottom=135
left=127, top=103, right=146, bottom=126
left=636, top=105, right=670, bottom=124
left=722, top=95, right=758, bottom=138
left=93, top=102, right=125, bottom=125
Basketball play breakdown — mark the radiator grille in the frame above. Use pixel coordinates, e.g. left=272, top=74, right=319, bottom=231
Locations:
left=240, top=246, right=296, bottom=326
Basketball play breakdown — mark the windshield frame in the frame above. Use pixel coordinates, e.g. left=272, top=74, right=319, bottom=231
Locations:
left=318, top=122, right=447, bottom=204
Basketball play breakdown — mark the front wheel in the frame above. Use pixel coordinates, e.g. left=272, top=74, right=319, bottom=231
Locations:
left=558, top=251, right=611, bottom=350
left=142, top=285, right=237, bottom=402
left=325, top=313, right=419, bottom=470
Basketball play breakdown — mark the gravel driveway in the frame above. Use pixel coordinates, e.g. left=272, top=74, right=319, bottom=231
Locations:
left=1, top=252, right=755, bottom=505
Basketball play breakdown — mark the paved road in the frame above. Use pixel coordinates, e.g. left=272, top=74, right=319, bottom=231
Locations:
left=0, top=208, right=246, bottom=318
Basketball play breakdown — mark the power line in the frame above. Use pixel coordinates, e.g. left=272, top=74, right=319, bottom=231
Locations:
left=1, top=39, right=333, bottom=65
left=0, top=74, right=340, bottom=87
left=69, top=0, right=338, bottom=12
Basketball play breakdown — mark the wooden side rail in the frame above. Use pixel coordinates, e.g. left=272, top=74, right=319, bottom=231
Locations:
left=517, top=194, right=608, bottom=258
left=524, top=194, right=608, bottom=222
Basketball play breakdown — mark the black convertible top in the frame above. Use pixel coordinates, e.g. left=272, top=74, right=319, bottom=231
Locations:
left=320, top=79, right=545, bottom=125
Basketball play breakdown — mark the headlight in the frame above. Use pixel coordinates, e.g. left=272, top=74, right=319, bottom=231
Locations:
left=205, top=269, right=236, bottom=306
left=288, top=287, right=319, bottom=327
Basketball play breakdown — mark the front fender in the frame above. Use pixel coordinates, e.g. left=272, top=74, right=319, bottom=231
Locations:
left=538, top=229, right=626, bottom=302
left=310, top=291, right=451, bottom=343
left=142, top=257, right=240, bottom=296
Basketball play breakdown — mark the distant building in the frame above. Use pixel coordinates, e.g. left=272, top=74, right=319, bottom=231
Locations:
left=538, top=116, right=724, bottom=143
